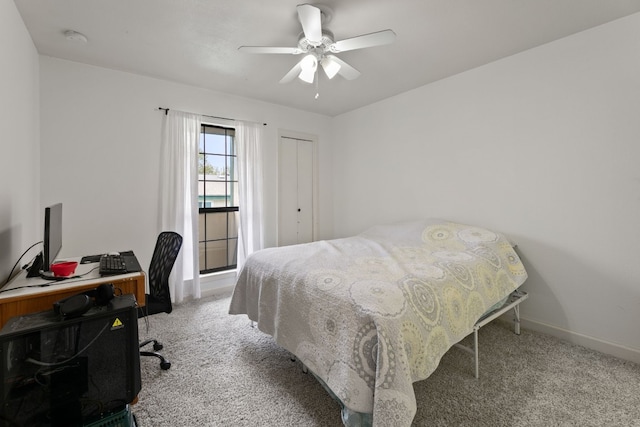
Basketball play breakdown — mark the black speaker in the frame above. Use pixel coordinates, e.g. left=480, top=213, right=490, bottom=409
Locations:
left=0, top=294, right=141, bottom=427
left=53, top=283, right=115, bottom=318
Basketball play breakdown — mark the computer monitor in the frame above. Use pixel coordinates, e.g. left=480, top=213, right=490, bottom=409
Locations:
left=25, top=203, right=63, bottom=279
left=43, top=203, right=63, bottom=274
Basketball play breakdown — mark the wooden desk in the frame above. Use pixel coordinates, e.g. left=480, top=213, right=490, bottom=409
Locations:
left=0, top=260, right=146, bottom=329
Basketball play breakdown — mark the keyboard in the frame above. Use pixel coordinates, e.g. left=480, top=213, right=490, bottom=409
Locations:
left=99, top=254, right=127, bottom=275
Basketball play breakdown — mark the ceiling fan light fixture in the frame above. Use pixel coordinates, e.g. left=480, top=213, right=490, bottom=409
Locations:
left=321, top=56, right=341, bottom=79
left=298, top=54, right=318, bottom=83
left=298, top=68, right=316, bottom=83
left=238, top=4, right=395, bottom=86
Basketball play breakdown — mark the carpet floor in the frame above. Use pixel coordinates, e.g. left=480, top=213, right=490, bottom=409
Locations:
left=133, top=294, right=640, bottom=426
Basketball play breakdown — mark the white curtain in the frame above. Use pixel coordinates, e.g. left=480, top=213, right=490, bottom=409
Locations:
left=235, top=120, right=265, bottom=272
left=159, top=110, right=201, bottom=302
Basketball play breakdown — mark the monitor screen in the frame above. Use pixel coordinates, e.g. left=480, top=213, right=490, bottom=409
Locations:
left=43, top=203, right=63, bottom=273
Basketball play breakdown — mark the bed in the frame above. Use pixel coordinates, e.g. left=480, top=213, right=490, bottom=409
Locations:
left=229, top=219, right=528, bottom=426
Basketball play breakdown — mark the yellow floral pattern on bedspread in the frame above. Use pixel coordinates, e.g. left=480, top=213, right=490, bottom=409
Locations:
left=229, top=220, right=527, bottom=427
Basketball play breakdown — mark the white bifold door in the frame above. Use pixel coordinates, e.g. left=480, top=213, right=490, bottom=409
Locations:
left=278, top=135, right=314, bottom=246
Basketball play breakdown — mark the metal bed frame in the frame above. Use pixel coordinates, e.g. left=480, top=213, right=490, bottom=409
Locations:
left=454, top=289, right=529, bottom=378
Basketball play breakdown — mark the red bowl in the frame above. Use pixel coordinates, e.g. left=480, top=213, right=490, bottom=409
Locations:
left=51, top=261, right=78, bottom=277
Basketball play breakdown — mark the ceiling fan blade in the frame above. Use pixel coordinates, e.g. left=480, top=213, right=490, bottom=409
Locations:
left=279, top=59, right=304, bottom=84
left=297, top=4, right=322, bottom=46
left=325, top=55, right=361, bottom=80
left=239, top=46, right=303, bottom=54
left=330, top=29, right=396, bottom=53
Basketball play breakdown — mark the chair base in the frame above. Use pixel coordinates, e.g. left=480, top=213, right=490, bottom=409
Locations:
left=140, top=339, right=171, bottom=370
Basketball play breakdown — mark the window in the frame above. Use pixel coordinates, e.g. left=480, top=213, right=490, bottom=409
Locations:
left=198, top=124, right=238, bottom=274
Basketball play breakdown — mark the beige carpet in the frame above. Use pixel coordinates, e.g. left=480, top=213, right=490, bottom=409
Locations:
left=133, top=294, right=640, bottom=426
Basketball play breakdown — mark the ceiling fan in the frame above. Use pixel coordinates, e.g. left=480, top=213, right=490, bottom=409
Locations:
left=238, top=3, right=396, bottom=85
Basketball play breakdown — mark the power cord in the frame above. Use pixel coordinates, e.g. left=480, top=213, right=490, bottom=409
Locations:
left=26, top=321, right=110, bottom=367
left=2, top=241, right=42, bottom=287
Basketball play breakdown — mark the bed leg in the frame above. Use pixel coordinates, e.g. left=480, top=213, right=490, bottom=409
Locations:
left=290, top=355, right=309, bottom=374
left=473, top=326, right=479, bottom=379
left=513, top=305, right=521, bottom=335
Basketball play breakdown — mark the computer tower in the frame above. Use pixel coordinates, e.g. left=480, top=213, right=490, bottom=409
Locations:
left=0, top=294, right=141, bottom=427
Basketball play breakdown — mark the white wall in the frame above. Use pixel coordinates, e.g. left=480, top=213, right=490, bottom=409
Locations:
left=39, top=56, right=334, bottom=290
left=332, top=13, right=640, bottom=361
left=9, top=4, right=640, bottom=362
left=0, top=1, right=40, bottom=284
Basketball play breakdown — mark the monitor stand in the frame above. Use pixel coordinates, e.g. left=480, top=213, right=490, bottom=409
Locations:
left=39, top=271, right=67, bottom=281
left=26, top=252, right=43, bottom=277
left=25, top=252, right=67, bottom=281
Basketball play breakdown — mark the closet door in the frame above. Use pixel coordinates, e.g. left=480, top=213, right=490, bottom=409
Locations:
left=278, top=135, right=314, bottom=246
left=296, top=140, right=313, bottom=243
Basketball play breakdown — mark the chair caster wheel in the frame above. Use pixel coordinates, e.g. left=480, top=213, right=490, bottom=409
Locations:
left=153, top=342, right=163, bottom=351
left=160, top=360, right=171, bottom=370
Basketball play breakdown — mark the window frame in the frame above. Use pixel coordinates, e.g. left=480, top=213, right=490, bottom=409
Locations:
left=198, top=124, right=238, bottom=274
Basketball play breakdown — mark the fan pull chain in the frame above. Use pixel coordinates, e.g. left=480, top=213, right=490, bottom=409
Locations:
left=315, top=69, right=320, bottom=99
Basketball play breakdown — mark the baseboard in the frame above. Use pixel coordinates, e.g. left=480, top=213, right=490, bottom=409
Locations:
left=516, top=316, right=640, bottom=364
left=197, top=275, right=640, bottom=365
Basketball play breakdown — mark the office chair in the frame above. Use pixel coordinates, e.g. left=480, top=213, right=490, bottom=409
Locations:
left=138, top=231, right=183, bottom=370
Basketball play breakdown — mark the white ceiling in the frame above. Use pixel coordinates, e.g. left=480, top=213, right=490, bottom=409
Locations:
left=14, top=0, right=640, bottom=117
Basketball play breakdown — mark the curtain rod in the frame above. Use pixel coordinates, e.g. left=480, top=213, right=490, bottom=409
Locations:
left=157, top=107, right=267, bottom=126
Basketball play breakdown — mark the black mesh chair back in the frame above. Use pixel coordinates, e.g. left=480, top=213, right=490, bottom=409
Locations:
left=138, top=231, right=182, bottom=370
left=142, top=231, right=183, bottom=317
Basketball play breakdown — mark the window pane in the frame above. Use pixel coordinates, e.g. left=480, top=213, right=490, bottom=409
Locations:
left=198, top=212, right=206, bottom=241
left=228, top=238, right=238, bottom=265
left=227, top=155, right=237, bottom=181
left=202, top=182, right=224, bottom=207
left=227, top=136, right=236, bottom=155
left=205, top=212, right=227, bottom=240
left=226, top=182, right=234, bottom=207
left=203, top=240, right=228, bottom=270
left=228, top=211, right=238, bottom=238
left=204, top=132, right=226, bottom=154
left=228, top=183, right=239, bottom=207
left=199, top=242, right=206, bottom=269
left=205, top=154, right=226, bottom=178
left=198, top=181, right=205, bottom=202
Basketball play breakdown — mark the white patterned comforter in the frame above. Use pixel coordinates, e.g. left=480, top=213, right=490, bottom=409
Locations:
left=229, top=219, right=528, bottom=426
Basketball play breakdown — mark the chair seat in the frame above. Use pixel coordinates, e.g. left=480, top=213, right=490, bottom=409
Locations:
left=138, top=293, right=172, bottom=318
